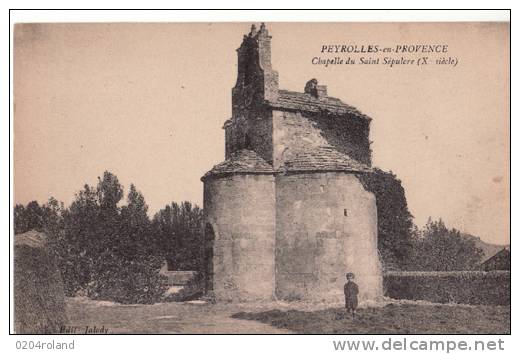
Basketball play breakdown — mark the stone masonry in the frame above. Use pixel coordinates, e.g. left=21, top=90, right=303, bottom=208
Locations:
left=202, top=24, right=383, bottom=302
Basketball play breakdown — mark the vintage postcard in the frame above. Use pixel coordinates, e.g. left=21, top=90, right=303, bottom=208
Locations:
left=11, top=18, right=510, bottom=336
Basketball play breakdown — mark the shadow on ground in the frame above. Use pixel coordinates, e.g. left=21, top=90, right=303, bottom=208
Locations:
left=231, top=303, right=511, bottom=334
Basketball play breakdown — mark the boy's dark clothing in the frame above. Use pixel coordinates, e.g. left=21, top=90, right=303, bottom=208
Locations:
left=344, top=281, right=359, bottom=310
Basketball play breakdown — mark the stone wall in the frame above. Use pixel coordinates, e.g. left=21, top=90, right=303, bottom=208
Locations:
left=203, top=174, right=276, bottom=301
left=384, top=271, right=510, bottom=306
left=232, top=24, right=279, bottom=109
left=226, top=25, right=279, bottom=164
left=275, top=172, right=382, bottom=302
left=272, top=110, right=372, bottom=169
left=225, top=106, right=274, bottom=164
left=159, top=270, right=199, bottom=286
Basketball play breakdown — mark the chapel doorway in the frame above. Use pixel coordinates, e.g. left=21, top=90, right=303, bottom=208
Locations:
left=204, top=223, right=215, bottom=293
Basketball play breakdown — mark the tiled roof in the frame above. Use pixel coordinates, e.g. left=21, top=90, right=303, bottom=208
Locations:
left=279, top=146, right=371, bottom=173
left=202, top=149, right=274, bottom=180
left=202, top=147, right=371, bottom=180
left=269, top=90, right=370, bottom=120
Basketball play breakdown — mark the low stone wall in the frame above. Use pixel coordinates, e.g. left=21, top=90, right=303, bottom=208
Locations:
left=159, top=270, right=199, bottom=286
left=383, top=271, right=510, bottom=306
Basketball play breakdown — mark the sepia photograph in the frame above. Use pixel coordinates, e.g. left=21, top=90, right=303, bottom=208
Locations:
left=11, top=16, right=510, bottom=336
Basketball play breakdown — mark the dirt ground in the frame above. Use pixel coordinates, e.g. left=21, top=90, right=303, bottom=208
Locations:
left=65, top=297, right=510, bottom=334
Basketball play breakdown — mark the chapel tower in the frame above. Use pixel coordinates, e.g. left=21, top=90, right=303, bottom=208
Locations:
left=202, top=24, right=382, bottom=302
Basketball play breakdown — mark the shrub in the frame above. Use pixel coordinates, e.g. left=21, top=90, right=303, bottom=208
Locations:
left=409, top=219, right=484, bottom=271
left=383, top=271, right=510, bottom=305
left=14, top=231, right=67, bottom=333
left=86, top=253, right=168, bottom=304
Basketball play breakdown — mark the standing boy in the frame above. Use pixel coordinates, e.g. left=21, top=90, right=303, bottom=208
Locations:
left=344, top=272, right=359, bottom=317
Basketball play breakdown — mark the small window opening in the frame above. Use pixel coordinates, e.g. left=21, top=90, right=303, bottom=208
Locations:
left=344, top=209, right=348, bottom=217
left=244, top=133, right=252, bottom=149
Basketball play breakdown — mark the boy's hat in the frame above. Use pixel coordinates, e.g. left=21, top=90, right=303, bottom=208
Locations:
left=346, top=272, right=355, bottom=278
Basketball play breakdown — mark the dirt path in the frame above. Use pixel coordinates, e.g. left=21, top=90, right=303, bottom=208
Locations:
left=66, top=297, right=294, bottom=334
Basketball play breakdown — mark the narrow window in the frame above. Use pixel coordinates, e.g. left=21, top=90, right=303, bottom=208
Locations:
left=244, top=133, right=252, bottom=148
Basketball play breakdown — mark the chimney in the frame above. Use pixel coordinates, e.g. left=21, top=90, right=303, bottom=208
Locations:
left=304, top=79, right=327, bottom=99
left=316, top=85, right=328, bottom=99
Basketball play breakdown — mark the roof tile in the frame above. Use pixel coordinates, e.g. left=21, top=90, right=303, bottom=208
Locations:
left=269, top=90, right=370, bottom=120
left=280, top=146, right=371, bottom=173
left=202, top=150, right=274, bottom=180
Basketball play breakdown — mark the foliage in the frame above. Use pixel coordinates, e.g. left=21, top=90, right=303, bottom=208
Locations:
left=86, top=251, right=167, bottom=304
left=359, top=168, right=415, bottom=270
left=152, top=201, right=203, bottom=271
left=409, top=218, right=485, bottom=271
left=14, top=171, right=168, bottom=303
left=14, top=198, right=64, bottom=235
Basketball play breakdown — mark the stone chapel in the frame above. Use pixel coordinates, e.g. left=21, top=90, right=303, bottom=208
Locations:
left=201, top=23, right=383, bottom=302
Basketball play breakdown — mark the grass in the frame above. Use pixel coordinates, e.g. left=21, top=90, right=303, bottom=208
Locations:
left=232, top=303, right=511, bottom=334
left=65, top=297, right=510, bottom=334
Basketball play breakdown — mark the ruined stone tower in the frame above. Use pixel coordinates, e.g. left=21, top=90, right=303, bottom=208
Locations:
left=202, top=24, right=383, bottom=302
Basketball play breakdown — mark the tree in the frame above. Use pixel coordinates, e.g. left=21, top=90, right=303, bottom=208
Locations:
left=97, top=171, right=124, bottom=213
left=14, top=201, right=46, bottom=234
left=115, top=183, right=162, bottom=259
left=14, top=198, right=65, bottom=235
left=152, top=201, right=203, bottom=271
left=359, top=168, right=415, bottom=270
left=59, top=183, right=100, bottom=294
left=410, top=218, right=485, bottom=271
left=86, top=181, right=166, bottom=303
left=42, top=171, right=167, bottom=302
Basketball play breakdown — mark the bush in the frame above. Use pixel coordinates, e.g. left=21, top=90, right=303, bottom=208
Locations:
left=14, top=231, right=67, bottom=333
left=86, top=253, right=168, bottom=304
left=408, top=219, right=484, bottom=271
left=383, top=271, right=510, bottom=305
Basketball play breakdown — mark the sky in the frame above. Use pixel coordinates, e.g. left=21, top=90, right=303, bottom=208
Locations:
left=14, top=22, right=509, bottom=245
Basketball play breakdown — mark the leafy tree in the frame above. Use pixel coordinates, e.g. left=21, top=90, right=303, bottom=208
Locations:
left=14, top=201, right=43, bottom=234
left=85, top=180, right=166, bottom=303
left=44, top=197, right=64, bottom=234
left=359, top=168, right=415, bottom=270
left=14, top=200, right=61, bottom=235
left=28, top=171, right=168, bottom=302
left=97, top=172, right=124, bottom=212
left=152, top=201, right=203, bottom=271
left=58, top=183, right=102, bottom=294
left=409, top=218, right=485, bottom=271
